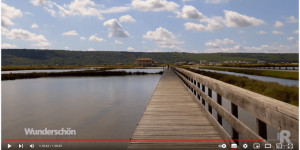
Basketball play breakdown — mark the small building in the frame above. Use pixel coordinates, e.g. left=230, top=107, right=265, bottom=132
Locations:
left=134, top=58, right=158, bottom=67
left=199, top=60, right=208, bottom=65
left=257, top=61, right=267, bottom=64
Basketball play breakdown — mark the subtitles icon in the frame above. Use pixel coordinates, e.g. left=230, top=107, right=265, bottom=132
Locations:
left=7, top=144, right=12, bottom=148
left=276, top=143, right=282, bottom=149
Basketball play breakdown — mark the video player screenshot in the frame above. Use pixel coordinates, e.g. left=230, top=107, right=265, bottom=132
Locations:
left=1, top=0, right=299, bottom=149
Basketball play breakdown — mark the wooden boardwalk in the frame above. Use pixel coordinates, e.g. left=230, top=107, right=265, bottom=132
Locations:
left=127, top=69, right=223, bottom=150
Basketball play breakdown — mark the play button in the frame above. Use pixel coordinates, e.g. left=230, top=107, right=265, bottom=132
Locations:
left=7, top=144, right=12, bottom=148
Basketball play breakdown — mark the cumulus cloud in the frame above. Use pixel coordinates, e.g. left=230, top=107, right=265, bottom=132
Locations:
left=88, top=48, right=95, bottom=51
left=257, top=30, right=266, bottom=34
left=176, top=5, right=205, bottom=20
left=293, top=30, right=299, bottom=34
left=287, top=37, right=295, bottom=41
left=31, top=24, right=39, bottom=29
left=2, top=3, right=23, bottom=27
left=30, top=0, right=47, bottom=6
left=103, top=19, right=130, bottom=38
left=143, top=27, right=183, bottom=50
left=31, top=0, right=130, bottom=20
left=119, top=15, right=136, bottom=23
left=224, top=10, right=265, bottom=27
left=274, top=21, right=284, bottom=28
left=100, top=6, right=131, bottom=14
left=132, top=0, right=179, bottom=12
left=2, top=43, right=17, bottom=48
left=2, top=27, right=51, bottom=47
left=204, top=43, right=298, bottom=53
left=114, top=40, right=123, bottom=44
left=205, top=0, right=229, bottom=4
left=88, top=35, right=105, bottom=42
left=272, top=30, right=283, bottom=35
left=80, top=37, right=86, bottom=40
left=287, top=16, right=298, bottom=23
left=205, top=38, right=235, bottom=48
left=62, top=30, right=78, bottom=36
left=182, top=9, right=264, bottom=32
left=127, top=47, right=135, bottom=51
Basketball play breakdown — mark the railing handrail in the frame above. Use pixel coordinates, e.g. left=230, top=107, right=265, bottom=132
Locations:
left=173, top=67, right=298, bottom=140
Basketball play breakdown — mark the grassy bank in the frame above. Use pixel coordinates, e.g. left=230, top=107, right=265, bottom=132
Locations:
left=2, top=70, right=163, bottom=80
left=199, top=66, right=298, bottom=80
left=186, top=68, right=298, bottom=106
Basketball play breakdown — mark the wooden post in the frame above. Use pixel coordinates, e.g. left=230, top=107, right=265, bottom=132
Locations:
left=256, top=118, right=267, bottom=140
left=231, top=103, right=239, bottom=145
left=208, top=88, right=212, bottom=114
left=217, top=94, right=222, bottom=125
left=201, top=85, right=205, bottom=106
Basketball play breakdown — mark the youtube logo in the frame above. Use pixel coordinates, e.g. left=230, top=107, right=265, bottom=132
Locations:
left=7, top=144, right=11, bottom=148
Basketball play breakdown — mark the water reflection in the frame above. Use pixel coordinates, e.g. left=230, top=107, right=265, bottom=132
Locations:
left=2, top=75, right=161, bottom=149
left=194, top=68, right=298, bottom=87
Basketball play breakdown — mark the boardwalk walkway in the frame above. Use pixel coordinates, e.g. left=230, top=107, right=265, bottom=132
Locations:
left=127, top=69, right=223, bottom=150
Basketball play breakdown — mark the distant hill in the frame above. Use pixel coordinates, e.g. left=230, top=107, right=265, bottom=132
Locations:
left=2, top=49, right=299, bottom=66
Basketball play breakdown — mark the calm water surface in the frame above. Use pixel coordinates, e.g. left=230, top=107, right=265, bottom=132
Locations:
left=2, top=75, right=161, bottom=149
left=193, top=68, right=298, bottom=87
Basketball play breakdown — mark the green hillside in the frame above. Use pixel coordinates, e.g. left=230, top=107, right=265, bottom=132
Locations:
left=2, top=49, right=298, bottom=66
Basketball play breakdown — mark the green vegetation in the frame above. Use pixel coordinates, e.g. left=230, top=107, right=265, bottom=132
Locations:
left=2, top=49, right=298, bottom=66
left=185, top=67, right=299, bottom=106
left=199, top=67, right=299, bottom=80
left=2, top=70, right=163, bottom=80
left=221, top=63, right=299, bottom=68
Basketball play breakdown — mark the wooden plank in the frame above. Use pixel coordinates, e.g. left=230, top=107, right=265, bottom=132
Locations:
left=127, top=69, right=224, bottom=150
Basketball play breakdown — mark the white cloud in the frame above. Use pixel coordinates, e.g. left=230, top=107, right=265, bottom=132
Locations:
left=205, top=38, right=235, bottom=47
left=89, top=35, right=105, bottom=42
left=64, top=46, right=70, bottom=50
left=80, top=37, right=86, bottom=40
left=30, top=0, right=47, bottom=6
left=100, top=6, right=131, bottom=14
left=114, top=40, right=123, bottom=44
left=132, top=0, right=179, bottom=12
left=287, top=36, right=295, bottom=41
left=103, top=19, right=130, bottom=38
left=119, top=15, right=136, bottom=23
left=224, top=10, right=265, bottom=27
left=2, top=28, right=51, bottom=47
left=143, top=27, right=183, bottom=50
left=62, top=30, right=78, bottom=36
left=205, top=0, right=229, bottom=4
left=287, top=16, right=298, bottom=23
left=293, top=30, right=299, bottom=34
left=184, top=19, right=223, bottom=32
left=274, top=21, right=284, bottom=28
left=88, top=48, right=95, bottom=51
left=257, top=30, right=266, bottom=34
left=176, top=5, right=205, bottom=20
left=2, top=43, right=17, bottom=48
left=31, top=24, right=39, bottom=29
left=204, top=43, right=298, bottom=53
left=127, top=47, right=135, bottom=51
left=272, top=30, right=283, bottom=35
left=1, top=3, right=23, bottom=27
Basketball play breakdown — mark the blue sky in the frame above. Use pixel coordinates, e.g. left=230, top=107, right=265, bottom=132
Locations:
left=1, top=0, right=299, bottom=53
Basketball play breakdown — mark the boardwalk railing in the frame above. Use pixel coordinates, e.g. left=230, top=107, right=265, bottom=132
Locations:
left=173, top=67, right=298, bottom=147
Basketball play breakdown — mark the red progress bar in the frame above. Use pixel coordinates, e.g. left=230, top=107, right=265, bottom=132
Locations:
left=4, top=139, right=264, bottom=142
